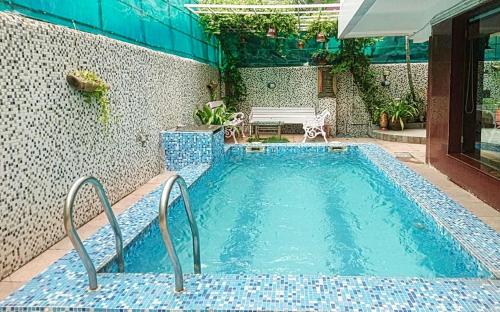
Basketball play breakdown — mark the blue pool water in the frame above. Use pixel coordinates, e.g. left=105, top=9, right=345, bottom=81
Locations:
left=107, top=147, right=488, bottom=278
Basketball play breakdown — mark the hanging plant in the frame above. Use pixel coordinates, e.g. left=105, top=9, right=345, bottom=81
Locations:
left=297, top=40, right=305, bottom=49
left=198, top=1, right=298, bottom=38
left=303, top=20, right=338, bottom=42
left=316, top=32, right=327, bottom=43
left=67, top=70, right=111, bottom=128
left=266, top=26, right=277, bottom=38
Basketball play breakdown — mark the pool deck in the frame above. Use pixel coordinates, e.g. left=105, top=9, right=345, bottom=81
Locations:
left=1, top=140, right=499, bottom=311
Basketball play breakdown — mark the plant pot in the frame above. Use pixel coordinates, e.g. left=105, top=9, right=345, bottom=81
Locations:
left=316, top=32, right=326, bottom=43
left=389, top=118, right=403, bottom=131
left=316, top=59, right=328, bottom=66
left=66, top=74, right=100, bottom=92
left=496, top=108, right=500, bottom=129
left=379, top=112, right=388, bottom=130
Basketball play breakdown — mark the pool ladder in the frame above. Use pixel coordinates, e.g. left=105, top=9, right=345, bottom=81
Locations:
left=63, top=176, right=125, bottom=290
left=159, top=174, right=201, bottom=292
left=64, top=175, right=200, bottom=292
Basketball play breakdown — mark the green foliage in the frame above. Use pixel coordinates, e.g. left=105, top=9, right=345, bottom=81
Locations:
left=303, top=20, right=338, bottom=42
left=387, top=98, right=418, bottom=130
left=198, top=1, right=300, bottom=110
left=71, top=70, right=112, bottom=128
left=198, top=0, right=298, bottom=37
left=403, top=91, right=426, bottom=121
left=328, top=36, right=391, bottom=122
left=311, top=49, right=336, bottom=65
left=221, top=51, right=247, bottom=111
left=195, top=103, right=232, bottom=125
left=247, top=136, right=290, bottom=143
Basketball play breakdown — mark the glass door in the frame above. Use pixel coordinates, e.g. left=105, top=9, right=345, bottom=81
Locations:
left=462, top=7, right=500, bottom=174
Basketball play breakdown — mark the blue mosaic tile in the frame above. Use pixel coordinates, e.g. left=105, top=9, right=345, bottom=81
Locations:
left=1, top=143, right=499, bottom=311
left=161, top=127, right=224, bottom=170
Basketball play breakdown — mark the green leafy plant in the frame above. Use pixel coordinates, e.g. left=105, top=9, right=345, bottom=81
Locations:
left=387, top=98, right=418, bottom=130
left=195, top=103, right=232, bottom=125
left=221, top=51, right=247, bottom=111
left=303, top=20, right=338, bottom=42
left=311, top=49, right=336, bottom=65
left=70, top=70, right=111, bottom=128
left=403, top=91, right=426, bottom=122
left=199, top=1, right=298, bottom=37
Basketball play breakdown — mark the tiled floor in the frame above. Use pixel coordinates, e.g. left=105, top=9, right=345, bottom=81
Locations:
left=1, top=137, right=499, bottom=300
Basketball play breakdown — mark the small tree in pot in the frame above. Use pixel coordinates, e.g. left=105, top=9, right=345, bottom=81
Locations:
left=387, top=98, right=418, bottom=130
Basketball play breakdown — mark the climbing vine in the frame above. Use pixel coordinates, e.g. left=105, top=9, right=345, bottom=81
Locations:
left=330, top=37, right=391, bottom=122
left=198, top=0, right=299, bottom=110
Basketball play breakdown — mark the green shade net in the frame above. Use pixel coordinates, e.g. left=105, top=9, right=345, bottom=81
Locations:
left=222, top=33, right=430, bottom=68
left=4, top=0, right=499, bottom=67
left=0, top=0, right=219, bottom=66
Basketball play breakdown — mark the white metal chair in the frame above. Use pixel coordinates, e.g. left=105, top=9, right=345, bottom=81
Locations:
left=302, top=109, right=330, bottom=143
left=207, top=101, right=246, bottom=143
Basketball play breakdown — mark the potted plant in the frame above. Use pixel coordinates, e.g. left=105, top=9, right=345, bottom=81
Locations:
left=311, top=49, right=334, bottom=66
left=195, top=103, right=232, bottom=126
left=387, top=98, right=418, bottom=130
left=66, top=70, right=112, bottom=128
left=375, top=104, right=390, bottom=130
left=304, top=20, right=338, bottom=44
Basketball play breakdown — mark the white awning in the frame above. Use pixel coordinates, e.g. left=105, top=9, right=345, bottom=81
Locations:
left=338, top=0, right=489, bottom=42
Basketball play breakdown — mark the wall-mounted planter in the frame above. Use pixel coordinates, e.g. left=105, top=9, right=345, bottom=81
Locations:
left=66, top=73, right=100, bottom=92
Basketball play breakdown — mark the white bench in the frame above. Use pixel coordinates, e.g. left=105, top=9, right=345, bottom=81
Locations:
left=249, top=107, right=316, bottom=125
left=249, top=107, right=330, bottom=142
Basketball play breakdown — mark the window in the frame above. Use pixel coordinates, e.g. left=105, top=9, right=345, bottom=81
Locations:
left=462, top=7, right=500, bottom=172
left=318, top=67, right=336, bottom=98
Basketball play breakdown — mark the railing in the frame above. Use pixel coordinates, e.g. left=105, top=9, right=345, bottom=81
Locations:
left=63, top=176, right=124, bottom=290
left=158, top=174, right=201, bottom=292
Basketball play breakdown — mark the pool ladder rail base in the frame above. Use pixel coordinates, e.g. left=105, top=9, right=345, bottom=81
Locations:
left=63, top=176, right=125, bottom=290
left=159, top=174, right=201, bottom=292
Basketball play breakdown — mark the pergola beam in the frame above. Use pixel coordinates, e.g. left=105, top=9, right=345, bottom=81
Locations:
left=185, top=3, right=340, bottom=16
left=185, top=3, right=339, bottom=33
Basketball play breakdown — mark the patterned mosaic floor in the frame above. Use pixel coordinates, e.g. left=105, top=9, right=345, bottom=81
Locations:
left=1, top=144, right=499, bottom=311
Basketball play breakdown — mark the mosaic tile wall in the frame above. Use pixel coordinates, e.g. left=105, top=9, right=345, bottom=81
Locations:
left=0, top=12, right=219, bottom=279
left=161, top=128, right=225, bottom=170
left=239, top=63, right=428, bottom=136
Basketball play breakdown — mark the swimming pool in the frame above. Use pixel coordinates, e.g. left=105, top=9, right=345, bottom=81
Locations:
left=104, top=146, right=489, bottom=278
left=1, top=143, right=499, bottom=311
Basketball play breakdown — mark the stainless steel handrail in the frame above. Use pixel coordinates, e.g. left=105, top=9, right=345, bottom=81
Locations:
left=63, top=176, right=125, bottom=290
left=159, top=174, right=201, bottom=292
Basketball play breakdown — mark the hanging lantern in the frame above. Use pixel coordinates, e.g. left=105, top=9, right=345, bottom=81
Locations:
left=316, top=32, right=326, bottom=43
left=266, top=27, right=277, bottom=38
left=297, top=40, right=305, bottom=49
